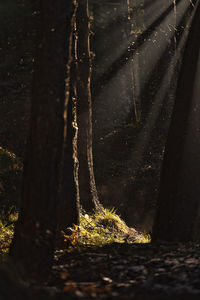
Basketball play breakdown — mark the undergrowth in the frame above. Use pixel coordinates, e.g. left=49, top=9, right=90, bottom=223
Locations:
left=0, top=221, right=14, bottom=254
left=0, top=147, right=21, bottom=253
left=0, top=147, right=151, bottom=254
left=0, top=147, right=22, bottom=223
left=64, top=208, right=151, bottom=249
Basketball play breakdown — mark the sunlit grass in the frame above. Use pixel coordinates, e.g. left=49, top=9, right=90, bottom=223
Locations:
left=134, top=232, right=151, bottom=244
left=0, top=220, right=14, bottom=254
left=64, top=208, right=151, bottom=249
left=0, top=147, right=22, bottom=254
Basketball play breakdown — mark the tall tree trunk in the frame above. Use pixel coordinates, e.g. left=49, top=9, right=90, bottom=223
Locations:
left=153, top=2, right=200, bottom=242
left=126, top=0, right=141, bottom=124
left=76, top=0, right=102, bottom=212
left=56, top=0, right=80, bottom=236
left=10, top=0, right=75, bottom=275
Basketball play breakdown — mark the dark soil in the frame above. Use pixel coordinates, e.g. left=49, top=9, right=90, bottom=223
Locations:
left=30, top=243, right=200, bottom=299
left=1, top=243, right=200, bottom=300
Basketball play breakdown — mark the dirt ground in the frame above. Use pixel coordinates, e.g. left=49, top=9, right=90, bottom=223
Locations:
left=2, top=243, right=200, bottom=300
left=32, top=243, right=200, bottom=299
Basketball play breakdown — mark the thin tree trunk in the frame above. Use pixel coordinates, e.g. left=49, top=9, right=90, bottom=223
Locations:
left=56, top=0, right=80, bottom=236
left=126, top=0, right=140, bottom=124
left=76, top=0, right=102, bottom=212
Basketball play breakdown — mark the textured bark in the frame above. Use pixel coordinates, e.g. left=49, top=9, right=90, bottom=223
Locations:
left=126, top=0, right=140, bottom=124
left=10, top=0, right=75, bottom=275
left=56, top=0, right=80, bottom=235
left=153, top=2, right=200, bottom=242
left=75, top=0, right=101, bottom=212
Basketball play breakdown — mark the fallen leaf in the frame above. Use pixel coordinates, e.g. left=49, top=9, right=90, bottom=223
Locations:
left=60, top=272, right=69, bottom=280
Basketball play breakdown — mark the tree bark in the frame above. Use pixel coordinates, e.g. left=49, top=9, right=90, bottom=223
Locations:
left=153, top=2, right=200, bottom=242
left=75, top=0, right=101, bottom=212
left=56, top=0, right=80, bottom=236
left=10, top=0, right=75, bottom=275
left=126, top=0, right=141, bottom=124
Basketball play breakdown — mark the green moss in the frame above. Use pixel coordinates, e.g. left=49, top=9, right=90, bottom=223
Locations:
left=0, top=220, right=14, bottom=254
left=0, top=147, right=21, bottom=254
left=134, top=232, right=151, bottom=244
left=65, top=208, right=151, bottom=249
left=0, top=147, right=22, bottom=223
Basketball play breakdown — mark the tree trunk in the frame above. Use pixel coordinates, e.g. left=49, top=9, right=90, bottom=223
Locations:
left=76, top=0, right=101, bottom=212
left=56, top=0, right=80, bottom=236
left=10, top=0, right=75, bottom=275
left=153, top=2, right=200, bottom=242
left=126, top=0, right=142, bottom=125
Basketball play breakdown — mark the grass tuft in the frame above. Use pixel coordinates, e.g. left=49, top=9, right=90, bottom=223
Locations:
left=0, top=220, right=14, bottom=254
left=64, top=208, right=151, bottom=249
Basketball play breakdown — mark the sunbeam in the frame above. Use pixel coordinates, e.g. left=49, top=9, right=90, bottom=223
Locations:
left=92, top=0, right=198, bottom=230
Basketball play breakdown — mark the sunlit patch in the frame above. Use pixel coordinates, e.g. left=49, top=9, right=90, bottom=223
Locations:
left=64, top=208, right=151, bottom=249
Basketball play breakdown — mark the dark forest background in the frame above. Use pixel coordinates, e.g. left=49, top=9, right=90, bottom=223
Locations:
left=0, top=0, right=190, bottom=233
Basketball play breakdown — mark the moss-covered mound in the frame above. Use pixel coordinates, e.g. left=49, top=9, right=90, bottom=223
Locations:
left=65, top=208, right=151, bottom=248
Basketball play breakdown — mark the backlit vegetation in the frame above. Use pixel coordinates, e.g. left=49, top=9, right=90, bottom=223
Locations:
left=0, top=147, right=21, bottom=253
left=64, top=208, right=151, bottom=249
left=0, top=147, right=22, bottom=223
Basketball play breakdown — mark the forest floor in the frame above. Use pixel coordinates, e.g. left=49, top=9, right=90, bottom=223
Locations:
left=1, top=241, right=200, bottom=300
left=11, top=242, right=200, bottom=300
